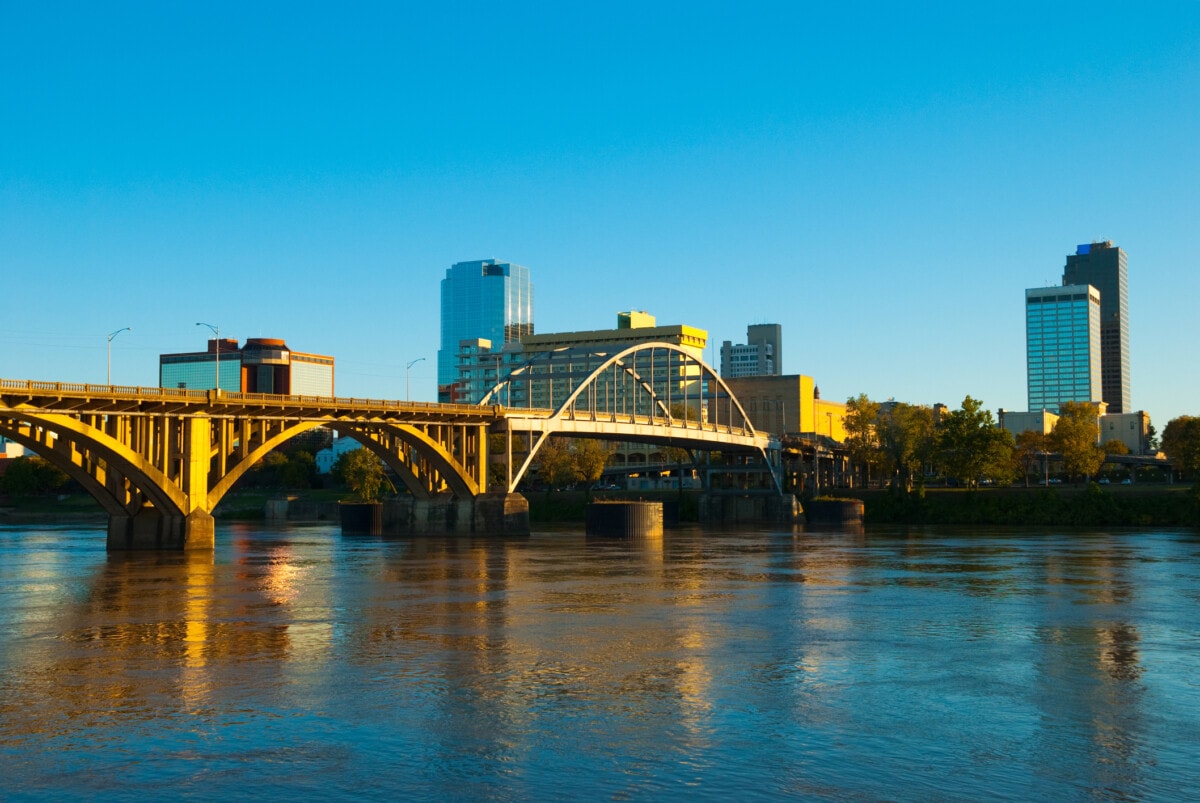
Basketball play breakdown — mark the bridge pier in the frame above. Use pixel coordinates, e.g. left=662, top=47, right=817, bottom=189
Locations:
left=107, top=508, right=215, bottom=551
left=372, top=493, right=529, bottom=535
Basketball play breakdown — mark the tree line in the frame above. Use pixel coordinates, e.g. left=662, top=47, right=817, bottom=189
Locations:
left=841, top=395, right=1170, bottom=490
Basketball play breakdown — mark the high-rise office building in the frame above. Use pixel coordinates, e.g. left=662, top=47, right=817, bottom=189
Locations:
left=720, top=324, right=782, bottom=378
left=438, top=259, right=534, bottom=402
left=1025, top=285, right=1102, bottom=413
left=1062, top=241, right=1129, bottom=413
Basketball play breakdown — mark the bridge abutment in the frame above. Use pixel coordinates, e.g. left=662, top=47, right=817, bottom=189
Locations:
left=107, top=508, right=215, bottom=551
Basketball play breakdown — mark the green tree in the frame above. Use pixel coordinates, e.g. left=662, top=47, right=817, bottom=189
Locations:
left=335, top=447, right=386, bottom=501
left=937, top=396, right=1014, bottom=489
left=877, top=402, right=935, bottom=492
left=573, top=439, right=615, bottom=493
left=844, top=394, right=882, bottom=487
left=1161, top=416, right=1200, bottom=480
left=1050, top=401, right=1105, bottom=482
left=279, top=451, right=316, bottom=489
left=536, top=437, right=580, bottom=491
left=1145, top=423, right=1159, bottom=453
left=0, top=456, right=69, bottom=496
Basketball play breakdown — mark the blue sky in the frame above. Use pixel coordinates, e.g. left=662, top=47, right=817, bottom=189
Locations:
left=2, top=2, right=1198, bottom=424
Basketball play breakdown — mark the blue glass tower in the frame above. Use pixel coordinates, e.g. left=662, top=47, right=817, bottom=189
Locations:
left=438, top=259, right=534, bottom=402
left=1025, top=284, right=1102, bottom=413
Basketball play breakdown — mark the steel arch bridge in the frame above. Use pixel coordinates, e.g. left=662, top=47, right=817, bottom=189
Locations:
left=479, top=342, right=781, bottom=493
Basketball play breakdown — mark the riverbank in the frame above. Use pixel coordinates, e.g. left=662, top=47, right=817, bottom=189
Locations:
left=4, top=484, right=1198, bottom=528
left=845, top=484, right=1200, bottom=527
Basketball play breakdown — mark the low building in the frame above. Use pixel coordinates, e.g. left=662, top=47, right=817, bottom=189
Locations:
left=1100, top=411, right=1153, bottom=455
left=451, top=311, right=709, bottom=406
left=315, top=435, right=363, bottom=474
left=160, top=338, right=335, bottom=395
left=998, top=409, right=1060, bottom=438
left=718, top=374, right=847, bottom=440
left=1000, top=406, right=1149, bottom=454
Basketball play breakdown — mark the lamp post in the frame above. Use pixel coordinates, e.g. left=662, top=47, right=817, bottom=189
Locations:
left=406, top=357, right=425, bottom=402
left=107, top=327, right=131, bottom=385
left=196, top=322, right=220, bottom=390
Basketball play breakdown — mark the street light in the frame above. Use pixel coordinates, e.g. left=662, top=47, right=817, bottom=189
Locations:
left=406, top=357, right=425, bottom=402
left=107, top=327, right=131, bottom=385
left=196, top=322, right=220, bottom=390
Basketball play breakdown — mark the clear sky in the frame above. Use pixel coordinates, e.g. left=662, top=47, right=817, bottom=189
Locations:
left=2, top=2, right=1197, bottom=424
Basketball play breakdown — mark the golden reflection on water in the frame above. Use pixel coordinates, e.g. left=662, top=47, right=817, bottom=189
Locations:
left=182, top=550, right=214, bottom=709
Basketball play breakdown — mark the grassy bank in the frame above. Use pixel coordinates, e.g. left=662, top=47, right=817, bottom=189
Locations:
left=843, top=484, right=1200, bottom=527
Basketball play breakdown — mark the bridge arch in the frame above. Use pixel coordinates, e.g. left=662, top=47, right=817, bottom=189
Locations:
left=0, top=412, right=190, bottom=519
left=479, top=342, right=776, bottom=492
left=332, top=422, right=480, bottom=499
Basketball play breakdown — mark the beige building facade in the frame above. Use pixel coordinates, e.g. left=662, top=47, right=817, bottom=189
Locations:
left=718, top=375, right=847, bottom=440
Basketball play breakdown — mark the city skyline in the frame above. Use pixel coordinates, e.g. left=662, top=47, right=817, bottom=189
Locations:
left=2, top=4, right=1197, bottom=424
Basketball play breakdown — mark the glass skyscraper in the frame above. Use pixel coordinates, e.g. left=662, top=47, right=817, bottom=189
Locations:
left=438, top=259, right=534, bottom=402
left=1025, top=284, right=1101, bottom=413
left=1062, top=241, right=1130, bottom=413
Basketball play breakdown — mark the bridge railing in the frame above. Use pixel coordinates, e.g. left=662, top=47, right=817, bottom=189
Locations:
left=0, top=378, right=498, bottom=417
left=1, top=379, right=211, bottom=400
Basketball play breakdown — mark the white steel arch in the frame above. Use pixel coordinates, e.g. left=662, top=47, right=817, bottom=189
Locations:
left=481, top=342, right=781, bottom=493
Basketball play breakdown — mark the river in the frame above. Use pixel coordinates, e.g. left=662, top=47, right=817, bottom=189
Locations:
left=1, top=522, right=1197, bottom=800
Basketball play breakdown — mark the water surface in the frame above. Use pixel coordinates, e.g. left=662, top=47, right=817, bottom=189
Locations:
left=1, top=523, right=1197, bottom=800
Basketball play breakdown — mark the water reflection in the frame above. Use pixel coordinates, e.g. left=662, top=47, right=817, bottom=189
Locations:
left=0, top=524, right=1195, bottom=800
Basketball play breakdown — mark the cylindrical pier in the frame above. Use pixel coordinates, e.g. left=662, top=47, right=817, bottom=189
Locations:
left=586, top=500, right=664, bottom=537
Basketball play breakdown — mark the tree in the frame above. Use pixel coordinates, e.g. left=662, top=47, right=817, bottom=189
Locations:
left=1103, top=439, right=1130, bottom=456
left=876, top=402, right=935, bottom=492
left=936, top=397, right=1014, bottom=489
left=573, top=439, right=615, bottom=493
left=0, top=456, right=69, bottom=496
left=1161, top=416, right=1200, bottom=480
left=1145, top=423, right=1159, bottom=454
left=535, top=437, right=580, bottom=491
left=1014, top=430, right=1049, bottom=487
left=335, top=447, right=386, bottom=501
left=844, top=394, right=882, bottom=487
left=279, top=451, right=316, bottom=489
left=1050, top=401, right=1105, bottom=482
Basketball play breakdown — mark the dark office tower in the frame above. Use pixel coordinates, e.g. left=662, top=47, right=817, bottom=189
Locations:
left=1063, top=241, right=1129, bottom=413
left=438, top=259, right=534, bottom=403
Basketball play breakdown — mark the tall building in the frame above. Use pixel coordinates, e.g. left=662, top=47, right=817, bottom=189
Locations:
left=1063, top=241, right=1130, bottom=413
left=160, top=338, right=335, bottom=395
left=720, top=324, right=782, bottom=378
left=438, top=259, right=534, bottom=403
left=1025, top=285, right=1102, bottom=413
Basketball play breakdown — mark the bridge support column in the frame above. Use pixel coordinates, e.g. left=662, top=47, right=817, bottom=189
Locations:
left=411, top=495, right=470, bottom=534
left=107, top=508, right=215, bottom=551
left=473, top=493, right=530, bottom=535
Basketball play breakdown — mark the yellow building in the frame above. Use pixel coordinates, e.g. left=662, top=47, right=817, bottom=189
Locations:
left=719, top=375, right=847, bottom=440
left=520, top=310, right=707, bottom=359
